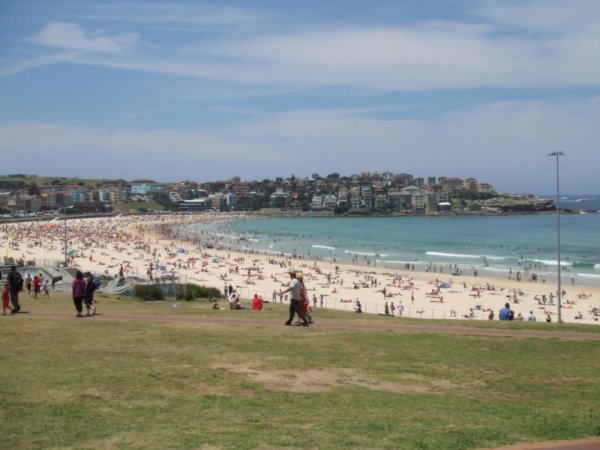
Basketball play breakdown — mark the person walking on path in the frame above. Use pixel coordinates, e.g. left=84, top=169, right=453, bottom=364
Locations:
left=7, top=266, right=23, bottom=314
left=84, top=275, right=97, bottom=316
left=71, top=270, right=87, bottom=317
left=296, top=274, right=313, bottom=324
left=280, top=270, right=310, bottom=327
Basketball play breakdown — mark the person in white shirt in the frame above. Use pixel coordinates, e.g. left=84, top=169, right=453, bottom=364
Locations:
left=279, top=270, right=310, bottom=327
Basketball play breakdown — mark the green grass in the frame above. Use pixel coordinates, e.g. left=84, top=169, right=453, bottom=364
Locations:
left=0, top=174, right=103, bottom=187
left=1, top=293, right=599, bottom=449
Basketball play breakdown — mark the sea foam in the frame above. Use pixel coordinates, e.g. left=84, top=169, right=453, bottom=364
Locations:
left=312, top=245, right=336, bottom=250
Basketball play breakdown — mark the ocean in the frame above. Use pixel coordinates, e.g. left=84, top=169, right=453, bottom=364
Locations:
left=183, top=195, right=600, bottom=286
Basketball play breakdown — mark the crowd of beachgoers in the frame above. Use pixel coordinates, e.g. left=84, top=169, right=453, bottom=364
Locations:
left=1, top=213, right=598, bottom=323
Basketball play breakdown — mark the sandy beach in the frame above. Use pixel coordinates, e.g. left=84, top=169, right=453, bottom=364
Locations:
left=1, top=213, right=598, bottom=324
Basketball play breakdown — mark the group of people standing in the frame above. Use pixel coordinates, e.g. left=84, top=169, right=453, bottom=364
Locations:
left=280, top=270, right=312, bottom=327
left=71, top=270, right=97, bottom=317
left=2, top=266, right=97, bottom=318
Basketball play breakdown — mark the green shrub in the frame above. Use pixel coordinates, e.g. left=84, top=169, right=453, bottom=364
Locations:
left=134, top=284, right=165, bottom=300
left=176, top=283, right=223, bottom=301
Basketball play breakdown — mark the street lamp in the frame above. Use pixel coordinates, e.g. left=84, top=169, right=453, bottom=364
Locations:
left=64, top=208, right=68, bottom=267
left=548, top=151, right=565, bottom=323
left=63, top=205, right=73, bottom=267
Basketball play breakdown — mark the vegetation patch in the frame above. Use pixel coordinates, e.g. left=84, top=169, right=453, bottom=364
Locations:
left=176, top=283, right=223, bottom=301
left=134, top=284, right=165, bottom=300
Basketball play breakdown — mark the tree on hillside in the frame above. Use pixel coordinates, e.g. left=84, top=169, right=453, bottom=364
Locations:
left=28, top=182, right=39, bottom=195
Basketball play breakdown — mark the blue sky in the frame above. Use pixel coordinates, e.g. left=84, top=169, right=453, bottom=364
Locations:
left=0, top=0, right=598, bottom=193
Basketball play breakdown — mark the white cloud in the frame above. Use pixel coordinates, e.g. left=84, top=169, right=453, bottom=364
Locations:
left=32, top=22, right=138, bottom=53
left=478, top=0, right=600, bottom=32
left=43, top=18, right=599, bottom=90
left=7, top=0, right=599, bottom=89
left=0, top=51, right=80, bottom=76
left=76, top=2, right=267, bottom=27
left=1, top=97, right=597, bottom=192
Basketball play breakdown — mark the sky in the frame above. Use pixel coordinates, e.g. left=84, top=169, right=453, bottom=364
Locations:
left=0, top=0, right=599, bottom=194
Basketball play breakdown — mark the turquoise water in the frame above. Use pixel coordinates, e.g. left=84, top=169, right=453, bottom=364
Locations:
left=185, top=212, right=600, bottom=285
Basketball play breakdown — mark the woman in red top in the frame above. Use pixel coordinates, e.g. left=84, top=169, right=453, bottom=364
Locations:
left=32, top=275, right=41, bottom=299
left=297, top=274, right=313, bottom=324
left=71, top=271, right=87, bottom=317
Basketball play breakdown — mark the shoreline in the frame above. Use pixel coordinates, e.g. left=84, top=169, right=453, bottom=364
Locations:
left=175, top=213, right=600, bottom=288
left=1, top=213, right=598, bottom=325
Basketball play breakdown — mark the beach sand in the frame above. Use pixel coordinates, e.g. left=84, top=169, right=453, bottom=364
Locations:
left=1, top=214, right=598, bottom=324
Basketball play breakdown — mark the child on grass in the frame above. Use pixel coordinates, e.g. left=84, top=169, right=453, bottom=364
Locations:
left=2, top=282, right=11, bottom=315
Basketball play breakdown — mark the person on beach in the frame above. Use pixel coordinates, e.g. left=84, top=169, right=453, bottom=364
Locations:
left=71, top=270, right=87, bottom=317
left=528, top=311, right=537, bottom=321
left=280, top=270, right=309, bottom=327
left=2, top=283, right=11, bottom=315
left=7, top=266, right=23, bottom=314
left=499, top=302, right=514, bottom=321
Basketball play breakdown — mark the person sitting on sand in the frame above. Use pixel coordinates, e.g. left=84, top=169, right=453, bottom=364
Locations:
left=527, top=311, right=537, bottom=321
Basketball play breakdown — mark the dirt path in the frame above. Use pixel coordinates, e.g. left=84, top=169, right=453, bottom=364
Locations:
left=23, top=310, right=600, bottom=340
left=483, top=437, right=600, bottom=449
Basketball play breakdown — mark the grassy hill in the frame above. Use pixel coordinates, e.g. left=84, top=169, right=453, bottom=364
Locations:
left=1, top=292, right=598, bottom=450
left=0, top=174, right=107, bottom=188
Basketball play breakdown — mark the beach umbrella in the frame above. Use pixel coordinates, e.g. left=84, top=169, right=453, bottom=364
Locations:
left=439, top=281, right=452, bottom=289
left=177, top=248, right=185, bottom=253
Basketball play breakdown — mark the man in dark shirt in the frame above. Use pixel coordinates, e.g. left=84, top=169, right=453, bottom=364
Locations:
left=7, top=266, right=23, bottom=313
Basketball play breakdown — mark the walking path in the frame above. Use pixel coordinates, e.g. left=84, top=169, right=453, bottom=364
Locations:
left=486, top=437, right=600, bottom=449
left=24, top=310, right=600, bottom=341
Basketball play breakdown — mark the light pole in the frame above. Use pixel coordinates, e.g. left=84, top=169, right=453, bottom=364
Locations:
left=63, top=205, right=73, bottom=268
left=548, top=151, right=565, bottom=323
left=64, top=208, right=68, bottom=267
